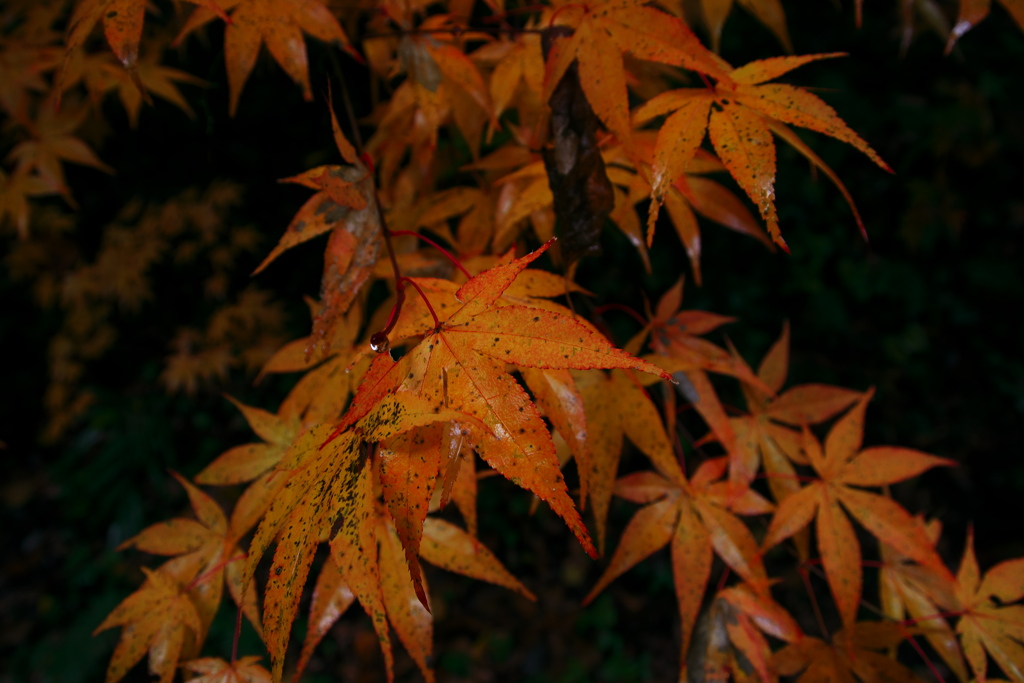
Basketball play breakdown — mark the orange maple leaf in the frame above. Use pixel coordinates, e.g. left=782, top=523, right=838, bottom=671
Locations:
left=336, top=239, right=671, bottom=571
left=292, top=513, right=535, bottom=683
left=99, top=474, right=269, bottom=683
left=543, top=0, right=733, bottom=159
left=762, top=392, right=955, bottom=627
left=254, top=104, right=380, bottom=359
left=94, top=565, right=203, bottom=683
left=116, top=473, right=263, bottom=643
left=954, top=529, right=1024, bottom=681
left=635, top=53, right=892, bottom=249
left=174, top=0, right=352, bottom=115
left=730, top=321, right=862, bottom=507
left=637, top=277, right=775, bottom=482
left=239, top=392, right=470, bottom=682
left=879, top=518, right=967, bottom=682
left=0, top=167, right=56, bottom=238
left=58, top=0, right=221, bottom=99
left=97, top=48, right=205, bottom=128
left=574, top=367, right=678, bottom=553
left=7, top=96, right=112, bottom=201
left=601, top=139, right=771, bottom=282
left=0, top=38, right=60, bottom=123
left=583, top=456, right=775, bottom=680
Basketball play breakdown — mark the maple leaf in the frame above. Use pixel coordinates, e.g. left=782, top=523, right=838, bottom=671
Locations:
left=183, top=656, right=271, bottom=683
left=7, top=96, right=113, bottom=200
left=772, top=621, right=926, bottom=682
left=879, top=518, right=967, bottom=682
left=583, top=457, right=774, bottom=680
left=730, top=322, right=862, bottom=502
left=94, top=564, right=203, bottom=683
left=117, top=472, right=262, bottom=644
left=98, top=48, right=206, bottom=128
left=292, top=512, right=535, bottom=683
left=395, top=16, right=497, bottom=131
left=543, top=0, right=733, bottom=159
left=174, top=0, right=352, bottom=115
left=574, top=367, right=678, bottom=553
left=645, top=277, right=768, bottom=388
left=265, top=317, right=367, bottom=429
left=0, top=38, right=60, bottom=123
left=635, top=53, right=891, bottom=248
left=0, top=167, right=56, bottom=238
left=254, top=104, right=380, bottom=359
left=239, top=392, right=471, bottom=682
left=761, top=392, right=955, bottom=627
left=408, top=184, right=499, bottom=259
left=335, top=240, right=672, bottom=588
left=58, top=0, right=221, bottom=99
left=602, top=139, right=770, bottom=281
left=483, top=32, right=545, bottom=124
left=954, top=529, right=1024, bottom=681
left=637, top=277, right=777, bottom=482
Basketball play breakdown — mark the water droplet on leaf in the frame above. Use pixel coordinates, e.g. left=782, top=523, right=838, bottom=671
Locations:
left=370, top=332, right=390, bottom=354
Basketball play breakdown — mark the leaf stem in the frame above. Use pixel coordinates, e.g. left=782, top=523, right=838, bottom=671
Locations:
left=399, top=276, right=440, bottom=329
left=185, top=552, right=247, bottom=592
left=902, top=631, right=947, bottom=683
left=388, top=229, right=472, bottom=279
left=231, top=604, right=242, bottom=664
left=592, top=303, right=648, bottom=327
left=547, top=4, right=586, bottom=28
left=799, top=563, right=830, bottom=640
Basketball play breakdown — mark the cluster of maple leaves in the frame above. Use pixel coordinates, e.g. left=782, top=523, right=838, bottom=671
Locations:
left=4, top=0, right=1024, bottom=681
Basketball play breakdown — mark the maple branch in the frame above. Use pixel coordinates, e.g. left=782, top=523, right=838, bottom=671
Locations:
left=329, top=55, right=365, bottom=153
left=388, top=229, right=472, bottom=279
left=371, top=286, right=406, bottom=353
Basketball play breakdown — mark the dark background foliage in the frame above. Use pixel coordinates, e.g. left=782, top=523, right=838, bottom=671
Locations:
left=2, top=2, right=1022, bottom=681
